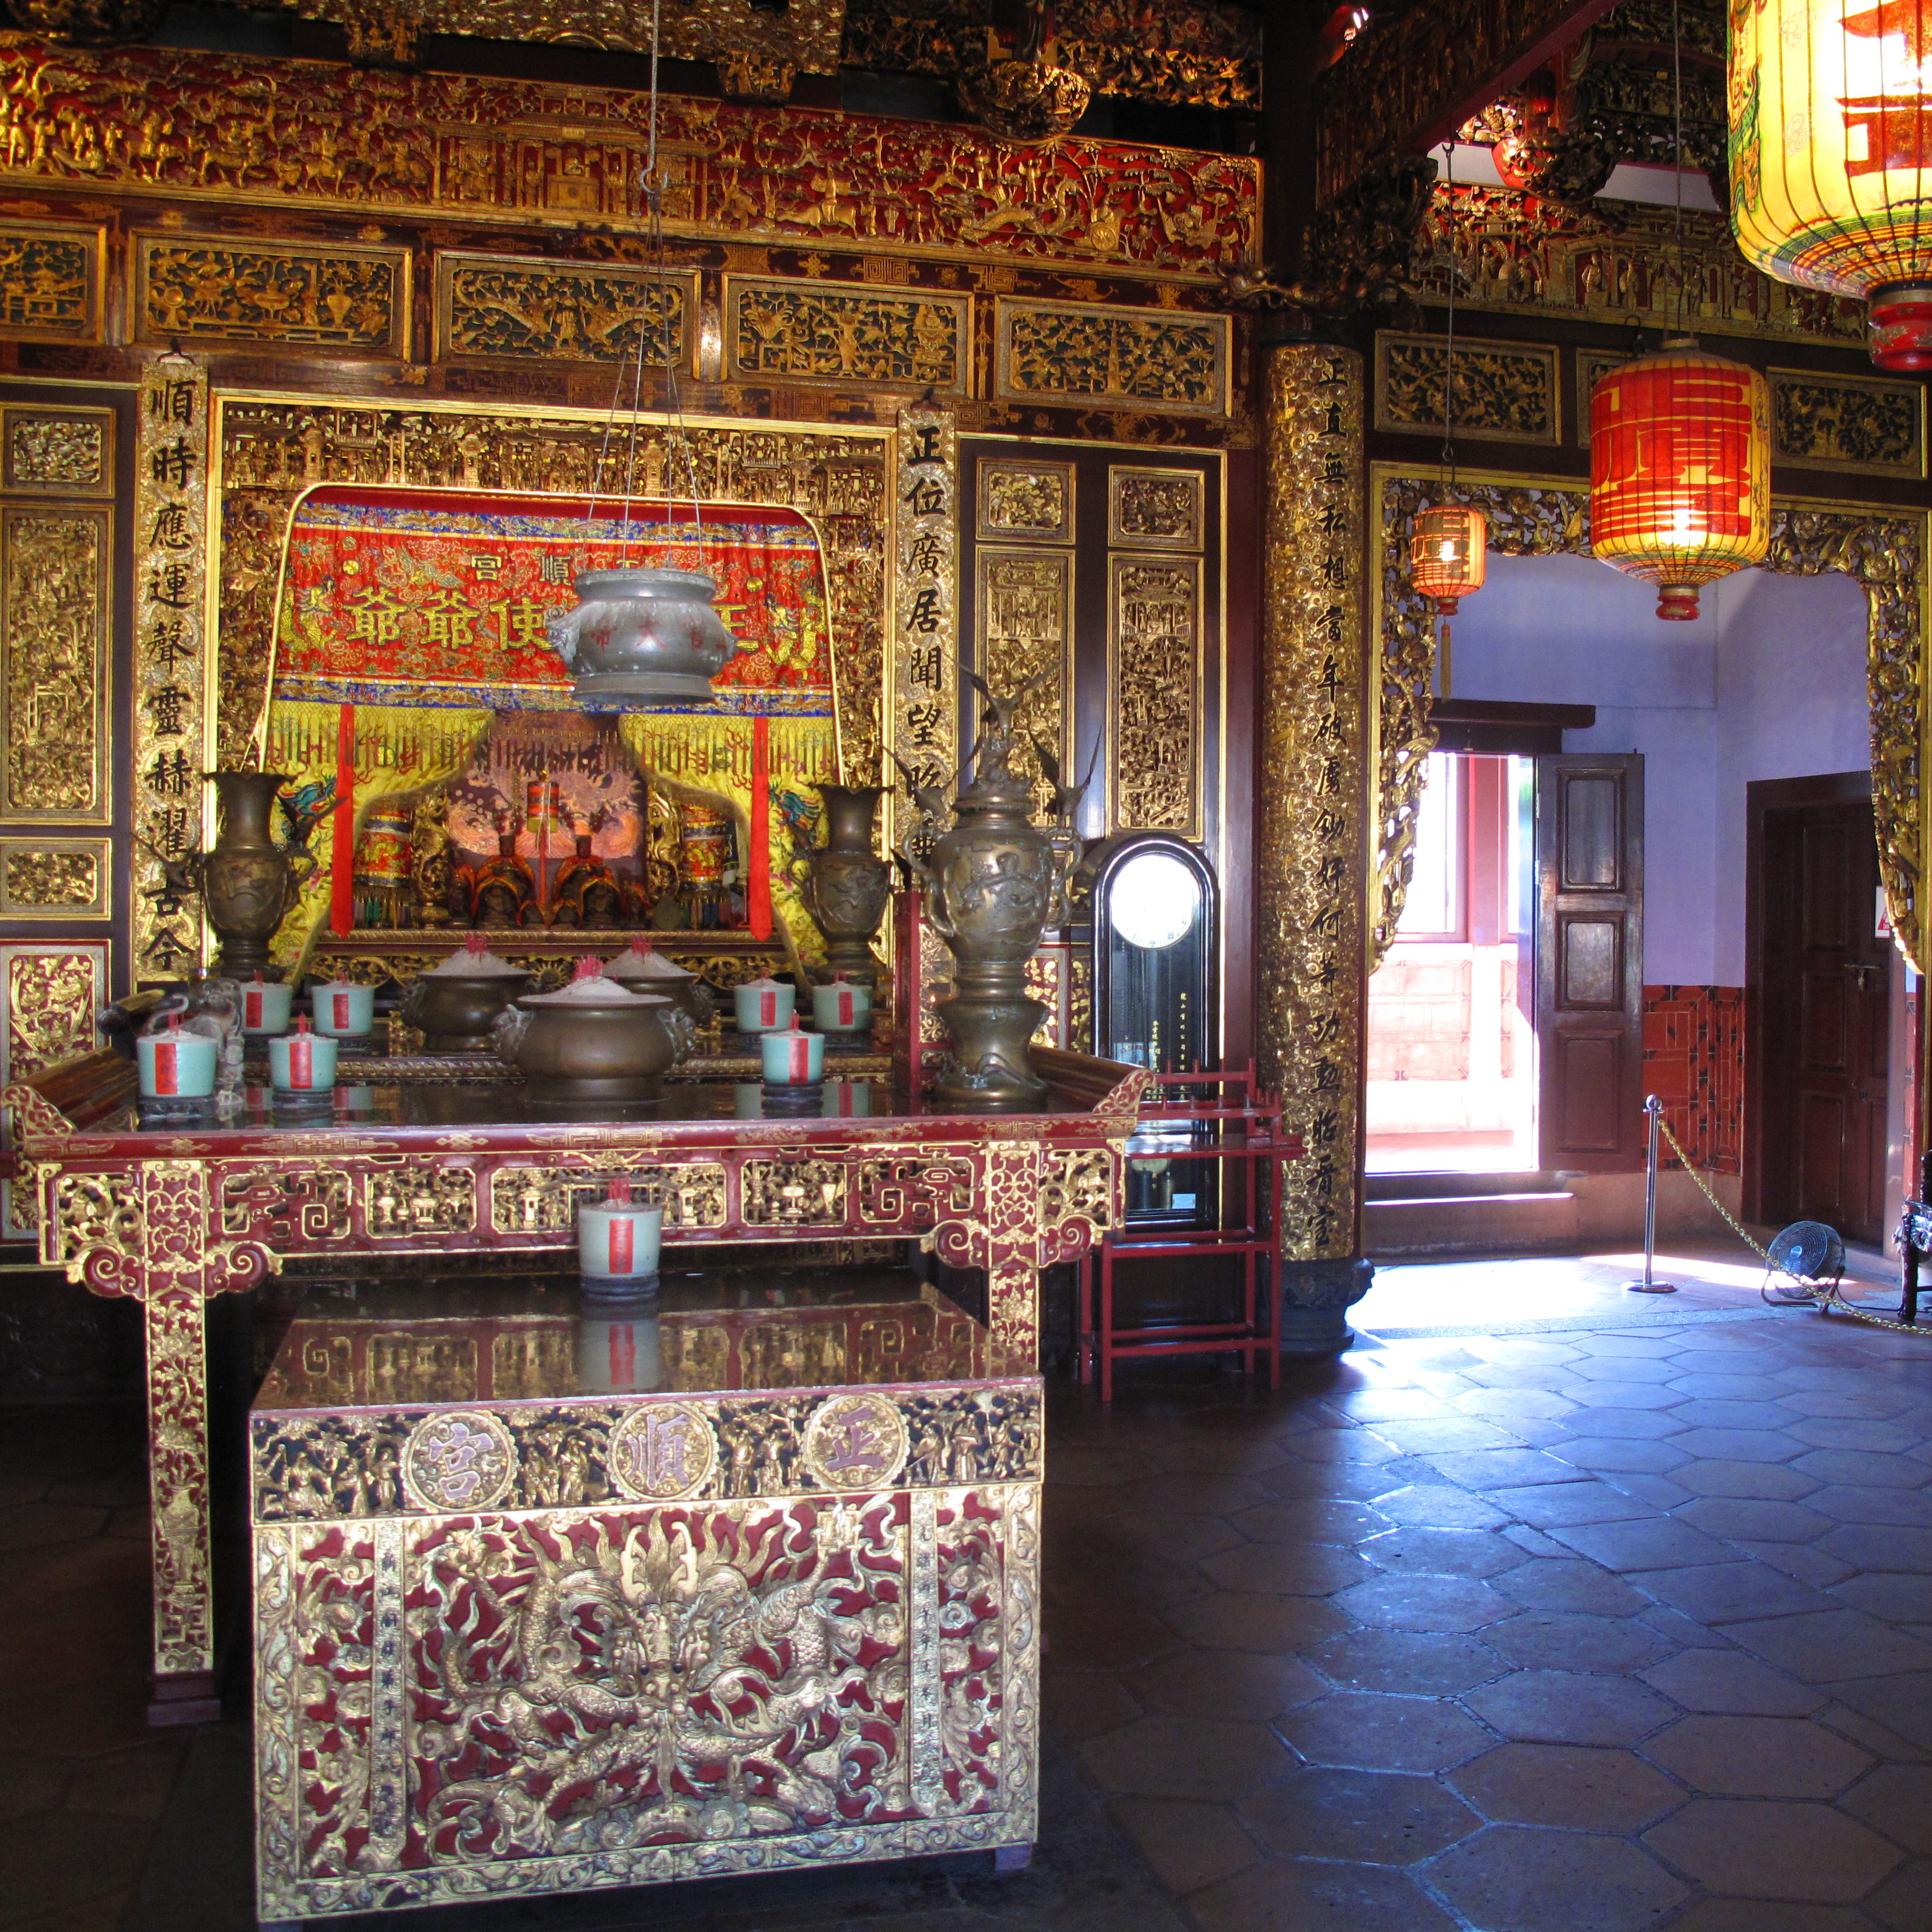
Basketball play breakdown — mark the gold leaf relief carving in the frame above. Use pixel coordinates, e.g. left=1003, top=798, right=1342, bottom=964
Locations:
left=138, top=241, right=402, bottom=352
left=977, top=461, right=1071, bottom=542
left=1109, top=555, right=1198, bottom=835
left=1377, top=335, right=1556, bottom=443
left=0, top=229, right=94, bottom=338
left=440, top=257, right=690, bottom=365
left=1770, top=371, right=1924, bottom=475
left=5, top=948, right=101, bottom=1080
left=998, top=301, right=1228, bottom=413
left=978, top=548, right=1071, bottom=819
left=7, top=414, right=104, bottom=488
left=489, top=1161, right=729, bottom=1233
left=729, top=280, right=965, bottom=391
left=2, top=849, right=98, bottom=909
left=1108, top=465, right=1202, bottom=550
left=0, top=508, right=105, bottom=820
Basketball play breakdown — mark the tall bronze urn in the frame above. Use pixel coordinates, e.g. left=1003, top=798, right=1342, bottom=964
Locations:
left=793, top=784, right=891, bottom=988
left=203, top=771, right=309, bottom=977
left=924, top=729, right=1066, bottom=1112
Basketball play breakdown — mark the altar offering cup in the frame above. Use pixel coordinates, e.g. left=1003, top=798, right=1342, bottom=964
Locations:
left=577, top=1180, right=664, bottom=1284
left=240, top=975, right=292, bottom=1036
left=811, top=975, right=871, bottom=1034
left=138, top=1016, right=218, bottom=1099
left=312, top=979, right=376, bottom=1038
left=269, top=1018, right=337, bottom=1094
left=760, top=1014, right=825, bottom=1085
left=734, top=975, right=794, bottom=1034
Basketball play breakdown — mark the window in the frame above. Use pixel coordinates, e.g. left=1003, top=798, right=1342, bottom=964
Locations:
left=1398, top=752, right=1463, bottom=939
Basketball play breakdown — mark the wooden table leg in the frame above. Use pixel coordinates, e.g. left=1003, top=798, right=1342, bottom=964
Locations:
left=143, top=1286, right=220, bottom=1726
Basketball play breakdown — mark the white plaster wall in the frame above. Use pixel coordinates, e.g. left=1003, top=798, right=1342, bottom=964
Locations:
left=1443, top=549, right=1870, bottom=985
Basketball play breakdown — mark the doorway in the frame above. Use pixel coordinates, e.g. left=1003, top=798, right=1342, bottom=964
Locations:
left=1748, top=775, right=1892, bottom=1246
left=1365, top=751, right=1536, bottom=1172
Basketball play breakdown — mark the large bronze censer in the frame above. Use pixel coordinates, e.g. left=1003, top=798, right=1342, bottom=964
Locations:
left=915, top=681, right=1074, bottom=1112
left=494, top=956, right=678, bottom=1108
left=398, top=935, right=533, bottom=1052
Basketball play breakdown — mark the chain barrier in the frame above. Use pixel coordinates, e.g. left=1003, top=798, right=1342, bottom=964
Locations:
left=1651, top=1109, right=1932, bottom=1338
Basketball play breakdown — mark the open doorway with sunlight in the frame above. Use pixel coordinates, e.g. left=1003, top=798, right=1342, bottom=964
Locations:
left=1366, top=751, right=1535, bottom=1174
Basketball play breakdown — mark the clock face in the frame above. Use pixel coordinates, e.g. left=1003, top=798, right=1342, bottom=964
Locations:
left=1110, top=850, right=1202, bottom=950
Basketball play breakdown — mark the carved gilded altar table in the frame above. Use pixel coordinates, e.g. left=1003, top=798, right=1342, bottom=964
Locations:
left=250, top=1261, right=1040, bottom=1916
left=5, top=1046, right=1140, bottom=1723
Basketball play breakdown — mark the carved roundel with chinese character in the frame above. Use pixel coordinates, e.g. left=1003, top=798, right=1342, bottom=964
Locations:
left=801, top=1392, right=910, bottom=1492
left=401, top=1412, right=517, bottom=1512
left=608, top=1402, right=719, bottom=1501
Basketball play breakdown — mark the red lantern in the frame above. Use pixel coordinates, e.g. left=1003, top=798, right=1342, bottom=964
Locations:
left=1409, top=505, right=1488, bottom=612
left=1590, top=338, right=1770, bottom=621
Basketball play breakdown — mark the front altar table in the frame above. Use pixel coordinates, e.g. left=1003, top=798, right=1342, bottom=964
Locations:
left=250, top=1260, right=1041, bottom=1916
left=5, top=1046, right=1142, bottom=1722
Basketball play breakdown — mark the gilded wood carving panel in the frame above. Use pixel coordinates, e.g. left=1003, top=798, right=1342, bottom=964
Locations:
left=2, top=405, right=113, bottom=496
left=0, top=839, right=111, bottom=919
left=1374, top=332, right=1559, bottom=445
left=726, top=277, right=969, bottom=395
left=1107, top=466, right=1202, bottom=551
left=977, top=548, right=1072, bottom=821
left=1108, top=552, right=1200, bottom=836
left=0, top=504, right=109, bottom=824
left=995, top=300, right=1230, bottom=415
left=1769, top=370, right=1926, bottom=478
left=134, top=236, right=409, bottom=355
left=0, top=43, right=1257, bottom=280
left=435, top=255, right=695, bottom=368
left=0, top=222, right=102, bottom=342
left=976, top=461, right=1072, bottom=544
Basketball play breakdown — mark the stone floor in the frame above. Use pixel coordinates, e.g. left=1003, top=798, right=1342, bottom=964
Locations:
left=4, top=1258, right=1932, bottom=1930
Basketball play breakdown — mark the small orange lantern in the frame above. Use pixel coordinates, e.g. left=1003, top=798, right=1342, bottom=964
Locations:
left=1409, top=505, right=1488, bottom=612
left=1590, top=338, right=1769, bottom=621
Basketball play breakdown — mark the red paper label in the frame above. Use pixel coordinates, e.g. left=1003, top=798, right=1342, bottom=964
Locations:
left=244, top=990, right=262, bottom=1028
left=759, top=989, right=777, bottom=1028
left=610, top=1217, right=634, bottom=1273
left=289, top=1039, right=313, bottom=1089
left=836, top=988, right=855, bottom=1027
left=788, top=1034, right=811, bottom=1080
left=153, top=1041, right=178, bottom=1096
left=332, top=992, right=352, bottom=1031
left=607, top=1322, right=636, bottom=1386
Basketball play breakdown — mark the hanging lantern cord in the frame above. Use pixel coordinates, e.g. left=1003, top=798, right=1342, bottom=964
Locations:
left=1441, top=137, right=1458, bottom=487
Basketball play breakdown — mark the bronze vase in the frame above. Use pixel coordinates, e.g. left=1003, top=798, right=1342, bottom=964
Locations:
left=794, top=783, right=891, bottom=988
left=926, top=751, right=1063, bottom=1112
left=202, top=771, right=309, bottom=978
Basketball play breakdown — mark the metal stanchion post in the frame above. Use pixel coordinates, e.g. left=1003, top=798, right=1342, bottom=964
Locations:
left=1625, top=1094, right=1677, bottom=1294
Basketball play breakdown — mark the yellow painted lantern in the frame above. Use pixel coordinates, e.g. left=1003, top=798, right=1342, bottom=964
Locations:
left=1589, top=340, right=1770, bottom=621
left=1732, top=0, right=1932, bottom=366
left=1409, top=505, right=1489, bottom=612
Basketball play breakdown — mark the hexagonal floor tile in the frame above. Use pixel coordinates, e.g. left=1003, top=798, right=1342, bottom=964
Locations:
left=1301, top=1628, right=1506, bottom=1698
left=1186, top=1855, right=1462, bottom=1932
left=1488, top=1558, right=1648, bottom=1615
left=1449, top=1741, right=1684, bottom=1831
left=1641, top=1714, right=1873, bottom=1798
left=1275, top=1691, right=1493, bottom=1774
left=1839, top=1764, right=1932, bottom=1855
left=1483, top=1609, right=1675, bottom=1674
left=1637, top=1648, right=1825, bottom=1715
left=1238, top=1765, right=1480, bottom=1864
left=1332, top=1573, right=1513, bottom=1633
left=1077, top=1714, right=1293, bottom=1803
left=1121, top=1647, right=1328, bottom=1723
left=1644, top=1797, right=1902, bottom=1901
left=1426, top=1824, right=1688, bottom=1931
left=1462, top=1669, right=1677, bottom=1746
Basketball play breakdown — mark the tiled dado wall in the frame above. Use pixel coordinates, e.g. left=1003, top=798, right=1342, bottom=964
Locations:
left=1642, top=986, right=1745, bottom=1175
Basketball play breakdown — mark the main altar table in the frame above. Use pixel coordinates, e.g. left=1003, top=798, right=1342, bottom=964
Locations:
left=250, top=1259, right=1041, bottom=1916
left=4, top=1046, right=1143, bottom=1721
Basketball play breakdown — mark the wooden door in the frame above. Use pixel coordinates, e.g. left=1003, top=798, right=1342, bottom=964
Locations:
left=1536, top=754, right=1646, bottom=1171
left=1756, top=789, right=1891, bottom=1244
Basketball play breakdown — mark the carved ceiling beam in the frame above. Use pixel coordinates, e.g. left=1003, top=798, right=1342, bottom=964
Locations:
left=1313, top=0, right=1622, bottom=206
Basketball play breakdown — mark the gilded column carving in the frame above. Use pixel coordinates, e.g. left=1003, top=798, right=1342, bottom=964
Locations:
left=1259, top=345, right=1372, bottom=1343
left=891, top=404, right=957, bottom=854
left=135, top=352, right=209, bottom=980
left=145, top=1286, right=213, bottom=1682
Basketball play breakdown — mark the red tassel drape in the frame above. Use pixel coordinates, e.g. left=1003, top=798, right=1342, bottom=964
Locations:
left=330, top=706, right=356, bottom=937
left=748, top=715, right=772, bottom=942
